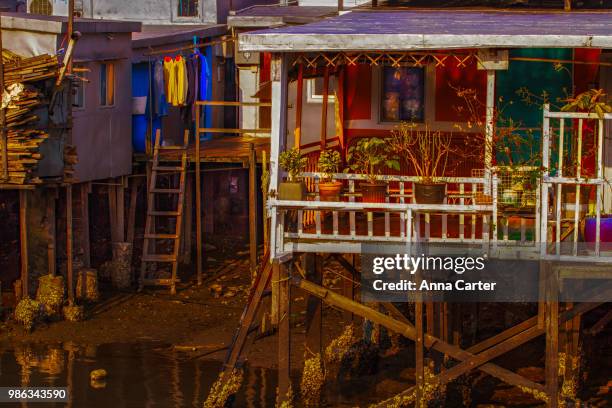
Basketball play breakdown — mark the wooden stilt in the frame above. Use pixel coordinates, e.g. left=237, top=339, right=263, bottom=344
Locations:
left=224, top=257, right=273, bottom=370
left=278, top=260, right=291, bottom=402
left=544, top=262, right=559, bottom=407
left=117, top=177, right=125, bottom=242
left=271, top=258, right=279, bottom=326
left=47, top=190, right=56, bottom=277
left=415, top=293, right=425, bottom=404
left=182, top=173, right=193, bottom=263
left=19, top=190, right=28, bottom=298
left=66, top=184, right=74, bottom=304
left=108, top=180, right=118, bottom=243
left=249, top=143, right=258, bottom=278
left=127, top=178, right=138, bottom=246
left=304, top=253, right=322, bottom=354
left=195, top=109, right=203, bottom=285
left=80, top=183, right=90, bottom=267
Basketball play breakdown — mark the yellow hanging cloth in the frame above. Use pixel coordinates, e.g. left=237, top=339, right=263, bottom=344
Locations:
left=175, top=56, right=187, bottom=106
left=163, top=57, right=177, bottom=106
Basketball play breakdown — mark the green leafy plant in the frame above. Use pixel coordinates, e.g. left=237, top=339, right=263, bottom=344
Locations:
left=345, top=137, right=399, bottom=184
left=318, top=149, right=342, bottom=182
left=561, top=89, right=612, bottom=119
left=279, top=148, right=308, bottom=182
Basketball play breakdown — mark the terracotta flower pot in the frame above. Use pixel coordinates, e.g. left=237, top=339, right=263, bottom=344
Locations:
left=278, top=181, right=306, bottom=201
left=319, top=181, right=343, bottom=202
left=361, top=182, right=387, bottom=203
left=414, top=182, right=445, bottom=204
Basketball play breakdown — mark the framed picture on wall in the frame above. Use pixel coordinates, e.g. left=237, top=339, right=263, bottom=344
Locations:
left=381, top=67, right=425, bottom=122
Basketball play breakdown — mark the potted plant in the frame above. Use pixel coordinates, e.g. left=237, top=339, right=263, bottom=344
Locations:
left=278, top=148, right=308, bottom=200
left=390, top=122, right=453, bottom=204
left=346, top=137, right=399, bottom=203
left=317, top=149, right=343, bottom=201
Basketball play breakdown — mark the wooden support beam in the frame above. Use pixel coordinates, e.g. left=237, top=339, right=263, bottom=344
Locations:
left=277, top=260, right=292, bottom=402
left=249, top=143, right=258, bottom=278
left=126, top=178, right=138, bottom=246
left=415, top=292, right=425, bottom=404
left=320, top=66, right=330, bottom=150
left=117, top=177, right=125, bottom=242
left=19, top=190, right=28, bottom=298
left=182, top=173, right=193, bottom=263
left=294, top=64, right=303, bottom=150
left=545, top=262, right=559, bottom=407
left=196, top=107, right=203, bottom=285
left=80, top=183, right=90, bottom=268
left=66, top=184, right=74, bottom=304
left=224, top=258, right=273, bottom=370
left=108, top=180, right=118, bottom=243
left=46, top=190, right=56, bottom=277
left=295, top=277, right=610, bottom=407
left=304, top=254, right=322, bottom=354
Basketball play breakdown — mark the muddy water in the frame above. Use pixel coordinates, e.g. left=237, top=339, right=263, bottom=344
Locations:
left=0, top=343, right=278, bottom=408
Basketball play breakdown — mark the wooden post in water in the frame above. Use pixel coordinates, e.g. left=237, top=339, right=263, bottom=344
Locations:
left=544, top=262, right=559, bottom=407
left=80, top=183, right=90, bottom=268
left=117, top=177, right=125, bottom=242
left=47, top=189, right=57, bottom=277
left=66, top=185, right=74, bottom=304
left=19, top=190, right=29, bottom=298
left=127, top=178, right=138, bottom=246
left=304, top=254, right=322, bottom=354
left=277, top=260, right=291, bottom=402
left=0, top=13, right=8, bottom=181
left=249, top=143, right=258, bottom=277
left=195, top=105, right=203, bottom=285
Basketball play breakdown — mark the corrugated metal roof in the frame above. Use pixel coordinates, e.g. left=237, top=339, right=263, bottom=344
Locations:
left=239, top=10, right=612, bottom=51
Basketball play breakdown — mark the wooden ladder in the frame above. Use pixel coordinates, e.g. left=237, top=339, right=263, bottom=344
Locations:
left=139, top=129, right=189, bottom=295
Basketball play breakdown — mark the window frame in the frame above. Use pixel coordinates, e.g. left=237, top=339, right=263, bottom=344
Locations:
left=99, top=62, right=116, bottom=108
left=173, top=0, right=201, bottom=21
left=306, top=77, right=337, bottom=104
left=71, top=64, right=86, bottom=110
left=379, top=65, right=426, bottom=123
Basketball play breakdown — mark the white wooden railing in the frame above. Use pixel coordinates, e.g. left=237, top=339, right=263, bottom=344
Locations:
left=268, top=173, right=511, bottom=258
left=541, top=104, right=612, bottom=262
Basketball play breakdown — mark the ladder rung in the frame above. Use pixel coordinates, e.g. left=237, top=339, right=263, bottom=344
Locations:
left=153, top=166, right=184, bottom=171
left=152, top=188, right=181, bottom=194
left=142, top=254, right=177, bottom=262
left=149, top=210, right=181, bottom=216
left=144, top=233, right=179, bottom=239
left=142, top=278, right=180, bottom=286
left=155, top=145, right=186, bottom=151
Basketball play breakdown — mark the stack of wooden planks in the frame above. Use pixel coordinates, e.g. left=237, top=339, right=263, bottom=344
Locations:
left=1, top=50, right=63, bottom=185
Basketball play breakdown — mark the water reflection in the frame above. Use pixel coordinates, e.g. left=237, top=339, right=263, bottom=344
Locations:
left=0, top=343, right=277, bottom=408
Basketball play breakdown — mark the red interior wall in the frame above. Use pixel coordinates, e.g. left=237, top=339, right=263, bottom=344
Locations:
left=435, top=59, right=487, bottom=122
left=344, top=64, right=372, bottom=121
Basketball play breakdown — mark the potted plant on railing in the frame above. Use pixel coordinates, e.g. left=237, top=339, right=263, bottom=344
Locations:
left=317, top=149, right=343, bottom=202
left=278, top=147, right=308, bottom=200
left=345, top=137, right=400, bottom=203
left=390, top=122, right=454, bottom=204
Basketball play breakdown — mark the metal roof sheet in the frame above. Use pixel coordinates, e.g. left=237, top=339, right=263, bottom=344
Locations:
left=239, top=10, right=612, bottom=51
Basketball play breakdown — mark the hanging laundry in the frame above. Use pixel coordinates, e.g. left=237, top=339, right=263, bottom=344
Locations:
left=194, top=48, right=210, bottom=102
left=163, top=56, right=178, bottom=106
left=181, top=55, right=199, bottom=123
left=153, top=59, right=168, bottom=117
left=175, top=55, right=188, bottom=106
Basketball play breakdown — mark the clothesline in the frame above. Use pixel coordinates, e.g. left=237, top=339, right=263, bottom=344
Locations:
left=144, top=36, right=233, bottom=57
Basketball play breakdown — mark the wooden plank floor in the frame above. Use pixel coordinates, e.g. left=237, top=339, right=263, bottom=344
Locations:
left=134, top=136, right=270, bottom=164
